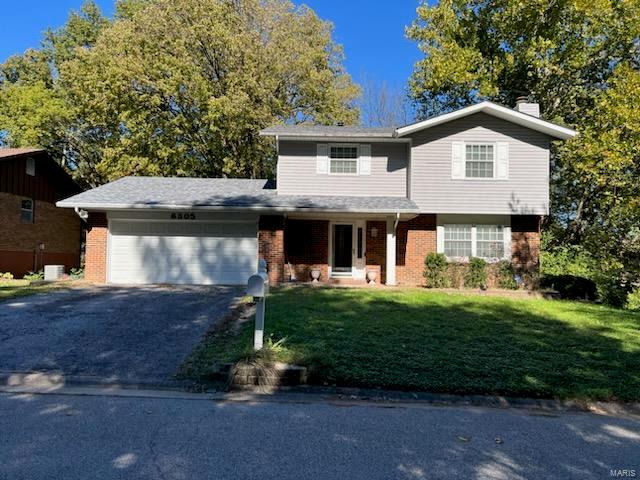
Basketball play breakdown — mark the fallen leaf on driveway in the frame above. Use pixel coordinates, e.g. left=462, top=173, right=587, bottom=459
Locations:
left=457, top=436, right=471, bottom=442
left=495, top=437, right=504, bottom=444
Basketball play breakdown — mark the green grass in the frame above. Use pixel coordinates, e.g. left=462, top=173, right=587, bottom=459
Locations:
left=0, top=279, right=76, bottom=300
left=182, top=287, right=640, bottom=401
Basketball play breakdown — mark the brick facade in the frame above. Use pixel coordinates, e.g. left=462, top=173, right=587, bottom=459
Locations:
left=258, top=215, right=285, bottom=284
left=84, top=212, right=108, bottom=283
left=0, top=192, right=81, bottom=277
left=511, top=215, right=542, bottom=273
left=365, top=220, right=387, bottom=284
left=284, top=219, right=329, bottom=282
left=396, top=214, right=437, bottom=285
left=80, top=212, right=542, bottom=287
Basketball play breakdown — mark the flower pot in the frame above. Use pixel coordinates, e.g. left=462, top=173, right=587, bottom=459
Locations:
left=310, top=269, right=321, bottom=283
left=366, top=270, right=377, bottom=285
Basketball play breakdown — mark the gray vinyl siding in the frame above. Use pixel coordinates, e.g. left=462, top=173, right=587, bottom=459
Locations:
left=277, top=141, right=408, bottom=197
left=409, top=113, right=551, bottom=215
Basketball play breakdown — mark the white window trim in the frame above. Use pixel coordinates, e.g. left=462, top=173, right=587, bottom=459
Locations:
left=328, top=143, right=360, bottom=176
left=463, top=142, right=498, bottom=180
left=439, top=224, right=511, bottom=262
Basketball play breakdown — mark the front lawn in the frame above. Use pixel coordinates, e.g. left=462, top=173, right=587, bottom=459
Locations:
left=182, top=287, right=640, bottom=401
left=0, top=279, right=77, bottom=300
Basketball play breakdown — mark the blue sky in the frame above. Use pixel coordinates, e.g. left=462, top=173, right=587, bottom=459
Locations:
left=0, top=0, right=424, bottom=91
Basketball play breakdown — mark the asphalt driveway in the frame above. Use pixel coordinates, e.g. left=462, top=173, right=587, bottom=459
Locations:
left=0, top=285, right=242, bottom=386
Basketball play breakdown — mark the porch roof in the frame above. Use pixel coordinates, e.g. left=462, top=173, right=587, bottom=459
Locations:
left=57, top=176, right=419, bottom=214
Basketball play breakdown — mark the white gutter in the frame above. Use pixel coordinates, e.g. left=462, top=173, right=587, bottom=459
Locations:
left=57, top=202, right=420, bottom=216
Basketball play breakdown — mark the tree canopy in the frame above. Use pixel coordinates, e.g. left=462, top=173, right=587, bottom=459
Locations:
left=0, top=0, right=359, bottom=186
left=407, top=0, right=640, bottom=301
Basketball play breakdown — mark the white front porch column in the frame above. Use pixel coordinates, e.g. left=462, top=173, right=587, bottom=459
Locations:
left=386, top=216, right=397, bottom=285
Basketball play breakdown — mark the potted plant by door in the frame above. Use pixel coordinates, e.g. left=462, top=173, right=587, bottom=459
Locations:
left=310, top=268, right=321, bottom=283
left=366, top=270, right=377, bottom=285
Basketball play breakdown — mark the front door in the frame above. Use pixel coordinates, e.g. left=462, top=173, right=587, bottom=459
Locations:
left=332, top=224, right=353, bottom=272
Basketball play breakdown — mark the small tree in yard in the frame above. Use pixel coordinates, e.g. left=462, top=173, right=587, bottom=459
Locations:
left=465, top=257, right=487, bottom=289
left=423, top=253, right=449, bottom=288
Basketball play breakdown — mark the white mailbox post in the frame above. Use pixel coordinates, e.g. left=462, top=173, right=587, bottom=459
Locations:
left=247, top=260, right=270, bottom=350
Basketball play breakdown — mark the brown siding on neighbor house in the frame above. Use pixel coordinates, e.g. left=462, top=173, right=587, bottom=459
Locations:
left=0, top=153, right=80, bottom=203
left=511, top=215, right=542, bottom=273
left=258, top=215, right=285, bottom=284
left=84, top=212, right=108, bottom=283
left=396, top=214, right=437, bottom=286
left=284, top=219, right=329, bottom=283
left=0, top=192, right=81, bottom=276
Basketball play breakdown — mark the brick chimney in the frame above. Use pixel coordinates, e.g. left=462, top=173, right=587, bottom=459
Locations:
left=514, top=96, right=540, bottom=118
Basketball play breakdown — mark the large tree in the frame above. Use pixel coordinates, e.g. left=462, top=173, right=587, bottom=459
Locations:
left=406, top=0, right=640, bottom=299
left=0, top=0, right=359, bottom=186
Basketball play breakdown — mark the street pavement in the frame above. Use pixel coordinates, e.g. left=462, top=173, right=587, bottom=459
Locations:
left=1, top=390, right=638, bottom=480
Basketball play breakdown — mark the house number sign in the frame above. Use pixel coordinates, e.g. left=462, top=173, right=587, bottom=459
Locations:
left=170, top=212, right=196, bottom=220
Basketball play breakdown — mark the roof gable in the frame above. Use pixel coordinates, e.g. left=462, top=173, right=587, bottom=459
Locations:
left=395, top=102, right=576, bottom=140
left=260, top=102, right=576, bottom=140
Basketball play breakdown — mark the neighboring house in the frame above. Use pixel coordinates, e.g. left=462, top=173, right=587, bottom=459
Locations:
left=57, top=100, right=575, bottom=286
left=0, top=148, right=82, bottom=277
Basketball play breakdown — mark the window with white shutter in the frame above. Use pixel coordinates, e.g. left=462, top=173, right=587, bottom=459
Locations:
left=359, top=144, right=371, bottom=175
left=316, top=144, right=329, bottom=174
left=451, top=142, right=464, bottom=179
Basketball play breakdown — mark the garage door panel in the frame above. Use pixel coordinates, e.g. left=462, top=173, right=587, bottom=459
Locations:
left=108, top=220, right=258, bottom=285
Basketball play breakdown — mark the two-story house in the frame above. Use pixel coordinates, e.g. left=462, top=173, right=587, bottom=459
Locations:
left=57, top=100, right=575, bottom=286
left=0, top=148, right=82, bottom=277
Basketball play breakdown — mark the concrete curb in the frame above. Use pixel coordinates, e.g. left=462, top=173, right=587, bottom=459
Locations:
left=1, top=378, right=639, bottom=420
left=0, top=371, right=197, bottom=393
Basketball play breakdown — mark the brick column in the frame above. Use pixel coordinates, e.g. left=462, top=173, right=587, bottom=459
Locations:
left=258, top=215, right=285, bottom=284
left=396, top=214, right=437, bottom=285
left=85, top=212, right=108, bottom=283
left=511, top=215, right=541, bottom=274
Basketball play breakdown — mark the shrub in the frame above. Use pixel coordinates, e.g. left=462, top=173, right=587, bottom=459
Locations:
left=423, top=253, right=449, bottom=288
left=23, top=271, right=44, bottom=281
left=495, top=260, right=518, bottom=290
left=539, top=274, right=597, bottom=300
left=464, top=257, right=487, bottom=288
left=1, top=272, right=14, bottom=280
left=70, top=268, right=84, bottom=279
left=627, top=288, right=640, bottom=311
left=447, top=263, right=465, bottom=288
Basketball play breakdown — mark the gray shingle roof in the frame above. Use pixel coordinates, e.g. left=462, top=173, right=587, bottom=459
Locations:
left=259, top=125, right=397, bottom=138
left=57, top=176, right=418, bottom=213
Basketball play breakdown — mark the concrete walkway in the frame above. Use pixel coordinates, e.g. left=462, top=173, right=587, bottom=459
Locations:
left=1, top=389, right=638, bottom=480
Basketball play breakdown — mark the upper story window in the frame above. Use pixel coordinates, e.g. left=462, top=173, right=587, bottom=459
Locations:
left=21, top=199, right=34, bottom=223
left=329, top=145, right=359, bottom=174
left=26, top=157, right=35, bottom=176
left=451, top=141, right=508, bottom=180
left=465, top=144, right=495, bottom=178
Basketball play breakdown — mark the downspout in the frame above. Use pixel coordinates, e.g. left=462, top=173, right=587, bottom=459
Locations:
left=394, top=212, right=400, bottom=230
left=74, top=207, right=89, bottom=222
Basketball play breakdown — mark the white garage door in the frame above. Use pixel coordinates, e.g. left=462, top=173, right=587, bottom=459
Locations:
left=108, top=220, right=258, bottom=285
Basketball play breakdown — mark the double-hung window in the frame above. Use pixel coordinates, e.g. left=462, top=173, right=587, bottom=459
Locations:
left=444, top=225, right=472, bottom=258
left=329, top=145, right=358, bottom=174
left=465, top=144, right=495, bottom=178
left=476, top=225, right=505, bottom=259
left=442, top=224, right=508, bottom=261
